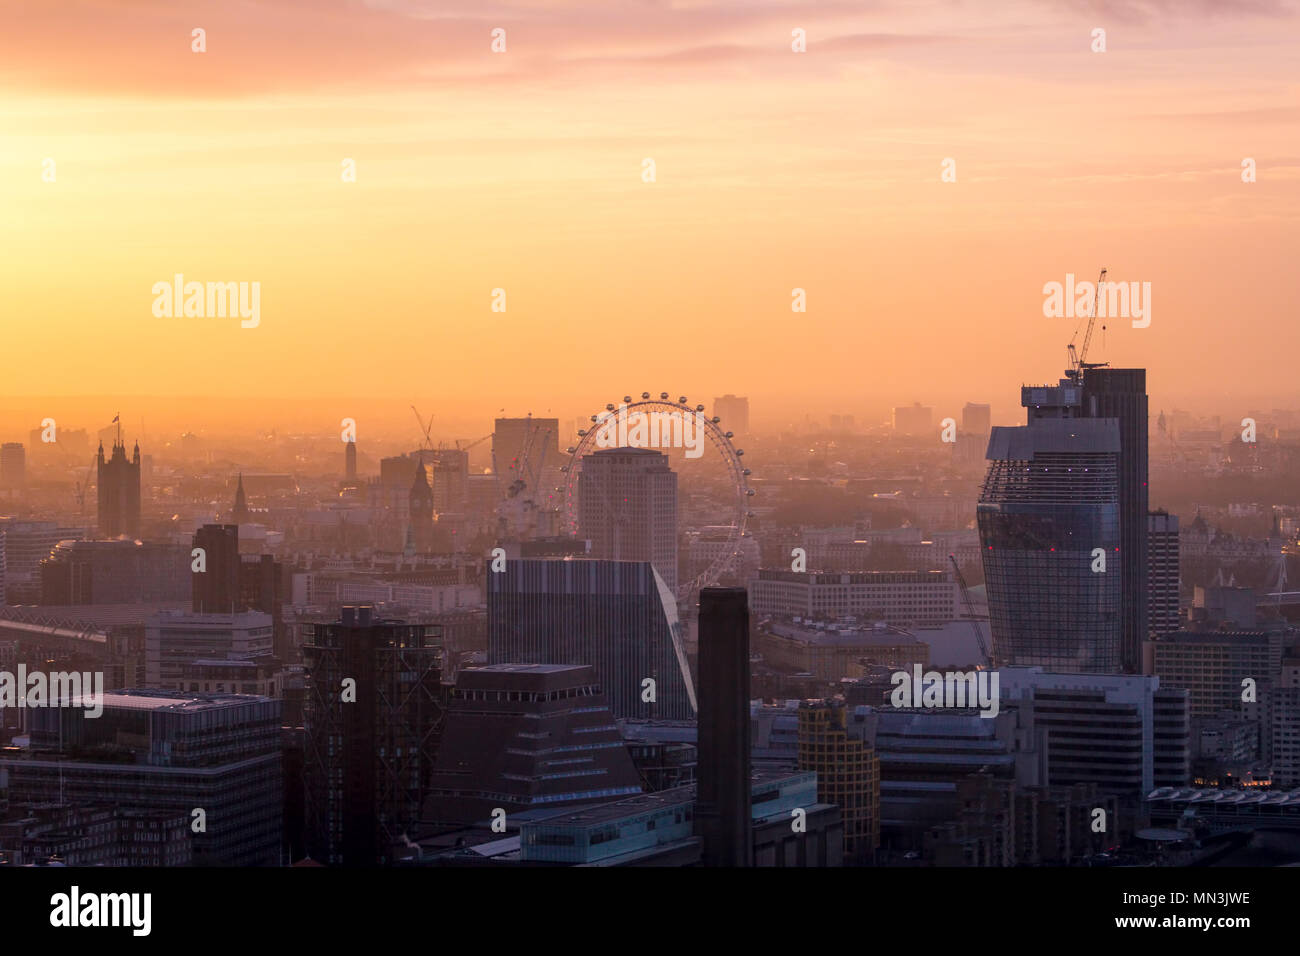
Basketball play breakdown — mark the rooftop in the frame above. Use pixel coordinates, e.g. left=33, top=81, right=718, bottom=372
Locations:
left=70, top=688, right=273, bottom=713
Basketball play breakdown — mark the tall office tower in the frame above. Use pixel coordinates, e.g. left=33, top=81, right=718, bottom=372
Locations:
left=408, top=461, right=434, bottom=551
left=493, top=416, right=560, bottom=493
left=1147, top=510, right=1180, bottom=636
left=0, top=530, right=5, bottom=607
left=1080, top=369, right=1149, bottom=672
left=4, top=690, right=282, bottom=865
left=489, top=558, right=694, bottom=719
left=961, top=403, right=992, bottom=436
left=344, top=438, right=357, bottom=481
left=193, top=524, right=240, bottom=613
left=713, top=394, right=750, bottom=439
left=578, top=447, right=678, bottom=594
left=797, top=699, right=880, bottom=861
left=96, top=438, right=141, bottom=538
left=302, top=606, right=443, bottom=866
left=424, top=664, right=644, bottom=824
left=892, top=402, right=933, bottom=437
left=978, top=380, right=1123, bottom=672
left=232, top=473, right=250, bottom=524
left=0, top=443, right=25, bottom=488
left=695, top=587, right=752, bottom=867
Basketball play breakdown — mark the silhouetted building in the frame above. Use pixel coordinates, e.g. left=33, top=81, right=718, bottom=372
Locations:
left=193, top=524, right=240, bottom=613
left=488, top=558, right=694, bottom=720
left=1081, top=369, right=1149, bottom=672
left=424, top=663, right=643, bottom=825
left=713, top=394, right=750, bottom=439
left=345, top=438, right=357, bottom=481
left=695, top=587, right=752, bottom=866
left=191, top=524, right=286, bottom=661
left=1147, top=510, right=1180, bottom=636
left=96, top=438, right=141, bottom=538
left=40, top=538, right=190, bottom=605
left=427, top=448, right=469, bottom=512
left=962, top=403, right=992, bottom=436
left=302, top=605, right=443, bottom=865
left=892, top=403, right=932, bottom=437
left=408, top=461, right=434, bottom=551
left=0, top=443, right=25, bottom=489
left=233, top=473, right=250, bottom=524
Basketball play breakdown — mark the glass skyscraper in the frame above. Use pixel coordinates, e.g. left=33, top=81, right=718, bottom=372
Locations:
left=977, top=380, right=1123, bottom=672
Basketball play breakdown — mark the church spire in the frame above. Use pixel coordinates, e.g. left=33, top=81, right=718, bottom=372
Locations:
left=233, top=473, right=249, bottom=523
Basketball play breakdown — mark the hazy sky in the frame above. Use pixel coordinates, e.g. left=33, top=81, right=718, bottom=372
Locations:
left=2, top=0, right=1297, bottom=436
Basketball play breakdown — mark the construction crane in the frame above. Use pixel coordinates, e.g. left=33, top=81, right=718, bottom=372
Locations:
left=410, top=405, right=435, bottom=451
left=453, top=433, right=492, bottom=453
left=1065, top=267, right=1110, bottom=381
left=949, top=554, right=992, bottom=668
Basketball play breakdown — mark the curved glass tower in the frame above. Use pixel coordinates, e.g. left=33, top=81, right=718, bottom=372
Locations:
left=977, top=381, right=1122, bottom=672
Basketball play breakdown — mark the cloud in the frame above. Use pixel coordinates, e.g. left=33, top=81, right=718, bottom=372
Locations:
left=0, top=0, right=958, bottom=97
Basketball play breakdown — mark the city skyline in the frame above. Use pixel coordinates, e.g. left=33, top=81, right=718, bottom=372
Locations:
left=4, top=0, right=1300, bottom=924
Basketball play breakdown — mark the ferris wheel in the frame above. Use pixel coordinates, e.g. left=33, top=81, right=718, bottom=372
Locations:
left=559, top=391, right=755, bottom=600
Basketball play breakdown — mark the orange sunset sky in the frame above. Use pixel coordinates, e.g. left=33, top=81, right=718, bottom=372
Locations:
left=1, top=0, right=1298, bottom=436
